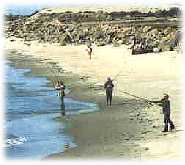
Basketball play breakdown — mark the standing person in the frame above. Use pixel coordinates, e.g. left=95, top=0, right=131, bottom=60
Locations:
left=86, top=45, right=93, bottom=60
left=54, top=81, right=66, bottom=116
left=150, top=94, right=175, bottom=132
left=104, top=77, right=114, bottom=106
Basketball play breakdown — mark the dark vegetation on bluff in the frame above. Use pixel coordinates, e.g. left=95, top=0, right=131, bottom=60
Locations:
left=5, top=7, right=181, bottom=54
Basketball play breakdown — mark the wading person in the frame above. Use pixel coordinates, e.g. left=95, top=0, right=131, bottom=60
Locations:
left=150, top=94, right=175, bottom=132
left=54, top=81, right=66, bottom=116
left=60, top=101, right=66, bottom=116
left=104, top=77, right=114, bottom=106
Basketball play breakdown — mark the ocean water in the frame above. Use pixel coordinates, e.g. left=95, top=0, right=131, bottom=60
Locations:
left=5, top=60, right=99, bottom=159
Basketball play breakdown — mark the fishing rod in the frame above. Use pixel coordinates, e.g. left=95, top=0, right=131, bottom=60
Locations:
left=50, top=64, right=60, bottom=81
left=119, top=90, right=153, bottom=106
left=111, top=71, right=122, bottom=82
left=40, top=60, right=62, bottom=89
left=46, top=61, right=75, bottom=93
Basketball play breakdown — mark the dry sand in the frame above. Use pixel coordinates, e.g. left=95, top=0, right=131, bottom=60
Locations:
left=5, top=37, right=183, bottom=159
left=39, top=4, right=172, bottom=14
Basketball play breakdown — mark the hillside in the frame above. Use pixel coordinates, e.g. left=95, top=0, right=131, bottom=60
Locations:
left=5, top=6, right=181, bottom=54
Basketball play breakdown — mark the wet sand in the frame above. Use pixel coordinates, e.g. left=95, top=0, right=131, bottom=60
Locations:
left=5, top=37, right=182, bottom=159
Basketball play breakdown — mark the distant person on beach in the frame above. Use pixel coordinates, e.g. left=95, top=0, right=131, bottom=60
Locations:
left=86, top=45, right=93, bottom=60
left=54, top=81, right=66, bottom=115
left=104, top=77, right=114, bottom=106
left=150, top=94, right=175, bottom=132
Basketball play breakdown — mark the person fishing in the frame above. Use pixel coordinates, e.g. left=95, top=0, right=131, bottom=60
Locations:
left=104, top=77, right=114, bottom=106
left=150, top=94, right=175, bottom=132
left=54, top=80, right=66, bottom=116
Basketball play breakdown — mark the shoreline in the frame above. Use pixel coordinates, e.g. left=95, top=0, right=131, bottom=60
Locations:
left=6, top=49, right=149, bottom=159
left=5, top=37, right=182, bottom=159
left=5, top=56, right=82, bottom=158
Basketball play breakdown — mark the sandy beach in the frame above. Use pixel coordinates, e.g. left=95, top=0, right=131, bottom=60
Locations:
left=5, top=37, right=182, bottom=159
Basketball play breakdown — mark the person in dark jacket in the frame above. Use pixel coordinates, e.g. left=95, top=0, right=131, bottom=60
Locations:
left=151, top=94, right=175, bottom=132
left=104, top=77, right=114, bottom=106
